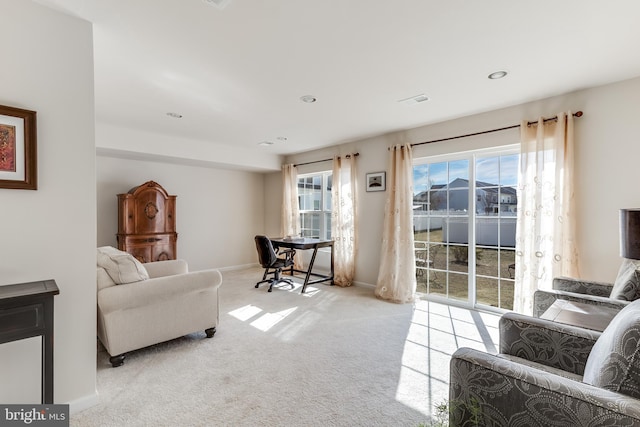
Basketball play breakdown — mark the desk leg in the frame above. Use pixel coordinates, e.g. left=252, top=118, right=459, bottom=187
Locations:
left=330, top=243, right=334, bottom=285
left=288, top=249, right=296, bottom=276
left=302, top=247, right=319, bottom=293
left=42, top=299, right=54, bottom=404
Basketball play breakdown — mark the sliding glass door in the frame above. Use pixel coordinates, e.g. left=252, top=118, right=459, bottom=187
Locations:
left=413, top=147, right=518, bottom=310
left=474, top=154, right=518, bottom=310
left=413, top=159, right=470, bottom=303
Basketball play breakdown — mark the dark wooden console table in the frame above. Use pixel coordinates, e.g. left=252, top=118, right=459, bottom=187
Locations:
left=0, top=280, right=59, bottom=403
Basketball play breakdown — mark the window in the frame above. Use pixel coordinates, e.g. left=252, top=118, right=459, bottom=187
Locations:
left=297, top=172, right=332, bottom=239
left=413, top=146, right=519, bottom=311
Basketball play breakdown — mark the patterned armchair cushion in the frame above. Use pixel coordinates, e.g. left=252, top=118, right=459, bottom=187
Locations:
left=583, top=299, right=640, bottom=398
left=610, top=259, right=640, bottom=301
left=532, top=289, right=628, bottom=318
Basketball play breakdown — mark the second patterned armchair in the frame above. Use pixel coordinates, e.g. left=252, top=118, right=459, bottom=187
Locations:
left=533, top=260, right=640, bottom=317
left=449, top=299, right=640, bottom=426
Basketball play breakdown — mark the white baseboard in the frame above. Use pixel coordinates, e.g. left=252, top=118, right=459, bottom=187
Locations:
left=216, top=263, right=259, bottom=272
left=216, top=263, right=376, bottom=289
left=353, top=280, right=375, bottom=289
left=68, top=390, right=99, bottom=414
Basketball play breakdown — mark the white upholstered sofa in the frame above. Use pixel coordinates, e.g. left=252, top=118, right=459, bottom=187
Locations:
left=97, top=246, right=222, bottom=367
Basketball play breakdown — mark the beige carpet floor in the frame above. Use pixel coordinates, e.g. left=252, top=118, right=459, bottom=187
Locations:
left=71, top=267, right=499, bottom=427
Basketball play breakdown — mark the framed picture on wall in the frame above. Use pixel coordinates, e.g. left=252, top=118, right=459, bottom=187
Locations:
left=0, top=104, right=37, bottom=190
left=366, top=172, right=386, bottom=192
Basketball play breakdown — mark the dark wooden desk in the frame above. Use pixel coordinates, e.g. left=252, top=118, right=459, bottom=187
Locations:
left=0, top=279, right=59, bottom=403
left=270, top=237, right=334, bottom=293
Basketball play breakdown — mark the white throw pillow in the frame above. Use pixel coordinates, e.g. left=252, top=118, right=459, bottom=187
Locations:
left=97, top=246, right=149, bottom=284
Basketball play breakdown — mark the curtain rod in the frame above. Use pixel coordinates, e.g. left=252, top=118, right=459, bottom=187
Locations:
left=293, top=152, right=359, bottom=167
left=409, top=111, right=583, bottom=149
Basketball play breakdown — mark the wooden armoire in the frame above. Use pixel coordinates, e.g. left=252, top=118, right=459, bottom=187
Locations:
left=116, top=181, right=177, bottom=263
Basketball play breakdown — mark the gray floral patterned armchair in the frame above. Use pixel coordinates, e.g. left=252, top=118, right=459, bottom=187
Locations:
left=449, top=299, right=640, bottom=426
left=533, top=260, right=640, bottom=317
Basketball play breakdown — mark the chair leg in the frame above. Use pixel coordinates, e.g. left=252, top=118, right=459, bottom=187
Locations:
left=255, top=278, right=270, bottom=288
left=282, top=278, right=294, bottom=288
left=256, top=267, right=274, bottom=288
left=257, top=266, right=278, bottom=288
left=267, top=269, right=295, bottom=292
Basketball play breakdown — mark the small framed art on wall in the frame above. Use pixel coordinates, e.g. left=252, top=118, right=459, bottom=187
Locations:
left=0, top=104, right=37, bottom=190
left=366, top=172, right=386, bottom=192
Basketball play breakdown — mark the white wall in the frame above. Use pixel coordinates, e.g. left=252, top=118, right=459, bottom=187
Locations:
left=275, top=76, right=640, bottom=286
left=0, top=0, right=96, bottom=409
left=97, top=153, right=265, bottom=271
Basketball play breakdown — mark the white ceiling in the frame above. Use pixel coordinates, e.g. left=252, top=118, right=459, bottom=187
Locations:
left=37, top=0, right=640, bottom=158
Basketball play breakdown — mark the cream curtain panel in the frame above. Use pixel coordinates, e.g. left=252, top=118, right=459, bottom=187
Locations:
left=514, top=112, right=579, bottom=314
left=331, top=154, right=358, bottom=287
left=375, top=144, right=416, bottom=303
left=281, top=164, right=303, bottom=269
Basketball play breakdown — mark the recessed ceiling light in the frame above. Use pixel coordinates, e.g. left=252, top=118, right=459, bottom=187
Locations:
left=300, top=95, right=317, bottom=103
left=488, top=70, right=508, bottom=80
left=166, top=112, right=183, bottom=118
left=258, top=141, right=274, bottom=146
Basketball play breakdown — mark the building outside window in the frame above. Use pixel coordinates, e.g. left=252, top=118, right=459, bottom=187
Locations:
left=297, top=172, right=332, bottom=240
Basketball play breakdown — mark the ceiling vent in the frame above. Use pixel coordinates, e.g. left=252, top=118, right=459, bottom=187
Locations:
left=397, top=94, right=430, bottom=105
left=203, top=0, right=232, bottom=10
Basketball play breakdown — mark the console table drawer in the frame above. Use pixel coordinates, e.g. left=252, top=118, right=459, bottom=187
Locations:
left=0, top=304, right=44, bottom=343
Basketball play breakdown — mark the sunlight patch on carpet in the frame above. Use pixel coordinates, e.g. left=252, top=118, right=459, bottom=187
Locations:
left=250, top=307, right=298, bottom=331
left=229, top=304, right=263, bottom=321
left=295, top=286, right=321, bottom=296
left=394, top=299, right=500, bottom=417
left=229, top=304, right=300, bottom=332
left=396, top=324, right=449, bottom=415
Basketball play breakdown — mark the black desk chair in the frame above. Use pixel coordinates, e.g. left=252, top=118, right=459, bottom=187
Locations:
left=254, top=235, right=295, bottom=292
